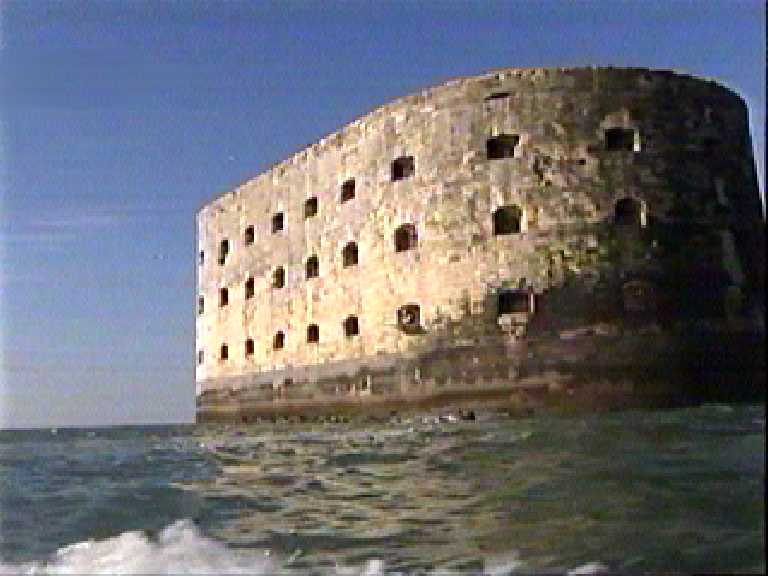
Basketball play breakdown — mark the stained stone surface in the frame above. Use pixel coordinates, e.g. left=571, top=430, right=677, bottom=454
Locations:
left=195, top=67, right=765, bottom=422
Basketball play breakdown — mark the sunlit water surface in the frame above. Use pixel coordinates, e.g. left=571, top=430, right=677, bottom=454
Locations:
left=1, top=404, right=764, bottom=574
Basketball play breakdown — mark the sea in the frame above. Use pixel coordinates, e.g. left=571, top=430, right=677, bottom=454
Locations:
left=0, top=403, right=764, bottom=574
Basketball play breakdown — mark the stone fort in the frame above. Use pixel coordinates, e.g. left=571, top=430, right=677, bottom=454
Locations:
left=196, top=67, right=765, bottom=423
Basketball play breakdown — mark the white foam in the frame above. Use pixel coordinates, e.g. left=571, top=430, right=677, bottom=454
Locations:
left=0, top=520, right=275, bottom=575
left=567, top=561, right=609, bottom=574
left=482, top=552, right=524, bottom=575
left=0, top=520, right=600, bottom=575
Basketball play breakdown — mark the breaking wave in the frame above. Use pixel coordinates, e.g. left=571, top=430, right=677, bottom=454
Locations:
left=0, top=520, right=275, bottom=575
left=0, top=519, right=609, bottom=575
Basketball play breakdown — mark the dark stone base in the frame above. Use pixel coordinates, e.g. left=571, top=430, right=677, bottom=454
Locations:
left=196, top=322, right=765, bottom=424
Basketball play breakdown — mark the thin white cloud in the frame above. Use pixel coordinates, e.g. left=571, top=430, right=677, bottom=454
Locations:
left=0, top=204, right=181, bottom=243
left=0, top=362, right=189, bottom=374
left=32, top=213, right=120, bottom=230
left=0, top=230, right=77, bottom=244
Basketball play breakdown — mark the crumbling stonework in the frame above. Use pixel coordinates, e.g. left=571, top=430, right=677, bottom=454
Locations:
left=196, top=67, right=765, bottom=423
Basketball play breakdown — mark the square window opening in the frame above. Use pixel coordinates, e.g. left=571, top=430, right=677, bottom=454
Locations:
left=397, top=304, right=421, bottom=333
left=391, top=156, right=415, bottom=181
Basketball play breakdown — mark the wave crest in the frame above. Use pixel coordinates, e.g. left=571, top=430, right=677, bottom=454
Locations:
left=0, top=520, right=275, bottom=575
left=0, top=520, right=605, bottom=575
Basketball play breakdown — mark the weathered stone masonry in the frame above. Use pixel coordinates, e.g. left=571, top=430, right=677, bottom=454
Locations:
left=196, top=67, right=765, bottom=422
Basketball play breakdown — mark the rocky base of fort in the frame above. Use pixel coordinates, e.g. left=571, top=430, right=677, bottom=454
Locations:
left=196, top=322, right=765, bottom=424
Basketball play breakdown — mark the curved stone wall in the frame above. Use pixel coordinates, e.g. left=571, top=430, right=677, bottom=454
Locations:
left=195, top=67, right=764, bottom=421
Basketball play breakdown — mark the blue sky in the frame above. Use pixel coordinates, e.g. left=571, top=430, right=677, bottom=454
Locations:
left=0, top=0, right=765, bottom=428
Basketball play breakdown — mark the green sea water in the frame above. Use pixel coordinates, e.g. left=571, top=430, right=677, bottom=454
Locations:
left=0, top=404, right=764, bottom=574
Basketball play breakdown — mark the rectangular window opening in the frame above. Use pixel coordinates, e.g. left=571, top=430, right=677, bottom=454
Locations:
left=487, top=134, right=520, bottom=160
left=344, top=316, right=359, bottom=337
left=272, top=267, right=285, bottom=289
left=484, top=91, right=511, bottom=101
left=341, top=179, right=356, bottom=202
left=498, top=290, right=531, bottom=315
left=306, top=256, right=319, bottom=279
left=272, top=212, right=284, bottom=233
left=304, top=197, right=318, bottom=218
left=604, top=127, right=637, bottom=152
left=218, top=239, right=229, bottom=265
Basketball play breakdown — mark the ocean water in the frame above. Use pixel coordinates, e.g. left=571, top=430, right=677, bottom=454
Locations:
left=0, top=404, right=764, bottom=574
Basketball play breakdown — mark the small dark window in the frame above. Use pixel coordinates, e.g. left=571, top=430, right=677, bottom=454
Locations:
left=342, top=242, right=358, bottom=267
left=391, top=156, right=415, bottom=181
left=397, top=304, right=421, bottom=332
left=245, top=338, right=254, bottom=356
left=245, top=277, right=255, bottom=299
left=272, top=212, right=284, bottom=233
left=197, top=350, right=204, bottom=365
left=307, top=324, right=319, bottom=343
left=344, top=315, right=359, bottom=337
left=306, top=255, right=319, bottom=279
left=272, top=267, right=285, bottom=289
left=394, top=223, right=418, bottom=252
left=273, top=331, right=285, bottom=350
left=341, top=179, right=356, bottom=202
left=604, top=128, right=636, bottom=151
left=498, top=290, right=530, bottom=315
left=493, top=205, right=522, bottom=235
left=485, top=91, right=511, bottom=101
left=220, top=344, right=229, bottom=361
left=304, top=197, right=318, bottom=218
left=702, top=136, right=720, bottom=150
left=198, top=296, right=204, bottom=315
left=218, top=239, right=229, bottom=265
left=199, top=250, right=204, bottom=265
left=622, top=280, right=657, bottom=313
left=614, top=198, right=642, bottom=226
left=219, top=287, right=229, bottom=307
left=244, top=225, right=255, bottom=245
left=486, top=134, right=520, bottom=159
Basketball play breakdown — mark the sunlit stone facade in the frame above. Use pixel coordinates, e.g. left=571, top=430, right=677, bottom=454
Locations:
left=196, top=67, right=764, bottom=422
